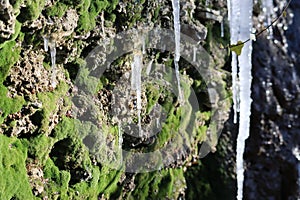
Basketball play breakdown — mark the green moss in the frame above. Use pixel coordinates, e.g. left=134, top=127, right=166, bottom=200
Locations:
left=0, top=135, right=36, bottom=200
left=0, top=85, right=25, bottom=124
left=0, top=41, right=25, bottom=124
left=0, top=41, right=20, bottom=83
left=46, top=2, right=69, bottom=17
left=37, top=82, right=70, bottom=134
left=17, top=0, right=45, bottom=22
left=44, top=158, right=71, bottom=199
left=27, top=134, right=55, bottom=164
left=130, top=168, right=185, bottom=199
left=76, top=0, right=110, bottom=32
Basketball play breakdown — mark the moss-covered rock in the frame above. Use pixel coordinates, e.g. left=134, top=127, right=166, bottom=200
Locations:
left=0, top=0, right=232, bottom=199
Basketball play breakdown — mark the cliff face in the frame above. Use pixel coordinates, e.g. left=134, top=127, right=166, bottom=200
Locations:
left=0, top=0, right=231, bottom=199
left=0, top=0, right=299, bottom=199
left=244, top=0, right=300, bottom=199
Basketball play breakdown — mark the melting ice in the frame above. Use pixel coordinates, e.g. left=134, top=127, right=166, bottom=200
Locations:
left=228, top=0, right=253, bottom=199
left=171, top=0, right=183, bottom=103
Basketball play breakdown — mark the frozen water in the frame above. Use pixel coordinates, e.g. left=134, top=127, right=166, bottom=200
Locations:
left=49, top=40, right=57, bottom=88
left=131, top=52, right=143, bottom=137
left=171, top=0, right=183, bottom=103
left=43, top=37, right=48, bottom=52
left=228, top=1, right=253, bottom=199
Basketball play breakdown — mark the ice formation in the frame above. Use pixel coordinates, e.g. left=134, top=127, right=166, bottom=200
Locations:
left=118, top=121, right=123, bottom=150
left=228, top=1, right=253, bottom=200
left=44, top=37, right=57, bottom=88
left=43, top=37, right=49, bottom=52
left=228, top=0, right=240, bottom=123
left=292, top=147, right=300, bottom=198
left=171, top=0, right=183, bottom=103
left=131, top=51, right=143, bottom=137
left=221, top=20, right=224, bottom=38
left=193, top=46, right=197, bottom=62
left=49, top=40, right=57, bottom=88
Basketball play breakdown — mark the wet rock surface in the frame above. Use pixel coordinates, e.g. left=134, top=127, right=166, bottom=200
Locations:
left=243, top=0, right=300, bottom=199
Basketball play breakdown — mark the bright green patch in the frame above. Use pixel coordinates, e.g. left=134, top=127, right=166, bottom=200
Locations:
left=0, top=41, right=25, bottom=124
left=0, top=135, right=35, bottom=200
left=37, top=82, right=70, bottom=134
left=46, top=2, right=69, bottom=17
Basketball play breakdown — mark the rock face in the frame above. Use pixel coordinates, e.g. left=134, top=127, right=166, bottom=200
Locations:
left=244, top=0, right=300, bottom=199
left=0, top=0, right=298, bottom=199
left=0, top=0, right=232, bottom=199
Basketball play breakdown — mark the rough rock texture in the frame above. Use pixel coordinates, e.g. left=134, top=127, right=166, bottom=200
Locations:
left=0, top=0, right=232, bottom=199
left=244, top=0, right=300, bottom=199
left=1, top=0, right=298, bottom=199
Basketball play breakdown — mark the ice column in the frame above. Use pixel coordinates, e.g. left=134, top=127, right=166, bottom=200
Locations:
left=228, top=1, right=253, bottom=199
left=171, top=0, right=183, bottom=103
left=228, top=0, right=240, bottom=123
left=131, top=51, right=142, bottom=137
left=238, top=1, right=254, bottom=200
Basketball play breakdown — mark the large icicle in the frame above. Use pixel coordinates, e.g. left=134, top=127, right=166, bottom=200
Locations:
left=236, top=0, right=253, bottom=196
left=228, top=0, right=240, bottom=123
left=131, top=51, right=143, bottom=137
left=171, top=0, right=183, bottom=103
left=228, top=1, right=253, bottom=199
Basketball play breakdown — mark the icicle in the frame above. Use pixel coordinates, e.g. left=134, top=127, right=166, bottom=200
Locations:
left=146, top=59, right=153, bottom=75
left=227, top=0, right=231, bottom=21
left=228, top=0, right=253, bottom=199
left=142, top=35, right=146, bottom=55
left=49, top=40, right=57, bottom=88
left=221, top=20, right=224, bottom=38
left=293, top=147, right=300, bottom=198
left=228, top=0, right=240, bottom=124
left=193, top=46, right=197, bottom=63
left=118, top=121, right=123, bottom=149
left=237, top=1, right=253, bottom=200
left=43, top=37, right=49, bottom=52
left=171, top=0, right=183, bottom=103
left=131, top=51, right=142, bottom=137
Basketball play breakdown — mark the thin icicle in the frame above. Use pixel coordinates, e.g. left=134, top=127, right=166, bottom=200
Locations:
left=49, top=40, right=57, bottom=88
left=292, top=147, right=300, bottom=198
left=43, top=37, right=49, bottom=52
left=227, top=0, right=231, bottom=21
left=142, top=35, right=146, bottom=55
left=131, top=51, right=142, bottom=137
left=118, top=121, right=123, bottom=149
left=146, top=59, right=153, bottom=75
left=171, top=0, right=183, bottom=103
left=193, top=46, right=197, bottom=62
left=221, top=20, right=224, bottom=38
